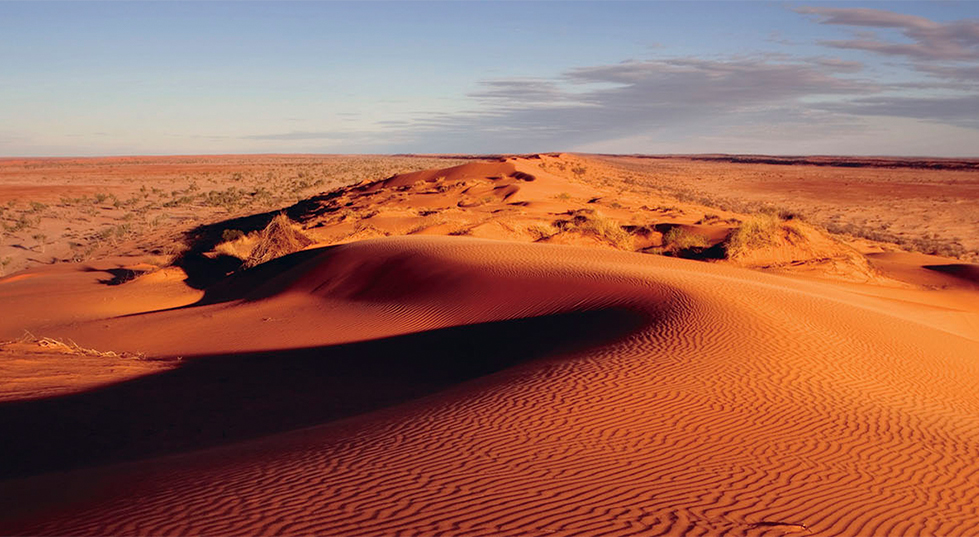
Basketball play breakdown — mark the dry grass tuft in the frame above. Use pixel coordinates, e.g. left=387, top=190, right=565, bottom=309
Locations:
left=581, top=215, right=632, bottom=249
left=527, top=223, right=559, bottom=241
left=214, top=232, right=259, bottom=261
left=722, top=213, right=879, bottom=280
left=662, top=227, right=711, bottom=251
left=644, top=226, right=714, bottom=258
left=724, top=214, right=786, bottom=259
left=245, top=213, right=315, bottom=268
left=4, top=332, right=146, bottom=360
left=551, top=210, right=632, bottom=249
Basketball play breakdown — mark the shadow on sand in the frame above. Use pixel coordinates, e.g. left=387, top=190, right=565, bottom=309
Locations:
left=0, top=308, right=645, bottom=480
left=167, top=191, right=346, bottom=289
left=924, top=263, right=979, bottom=288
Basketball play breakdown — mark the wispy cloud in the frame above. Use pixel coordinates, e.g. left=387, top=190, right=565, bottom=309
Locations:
left=797, top=6, right=979, bottom=62
left=208, top=7, right=979, bottom=155
left=380, top=8, right=979, bottom=153
left=917, top=62, right=979, bottom=82
left=242, top=131, right=350, bottom=141
left=390, top=56, right=878, bottom=151
left=818, top=94, right=979, bottom=129
left=811, top=57, right=865, bottom=73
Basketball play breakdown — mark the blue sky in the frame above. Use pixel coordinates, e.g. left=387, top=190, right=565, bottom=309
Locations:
left=1, top=1, right=977, bottom=157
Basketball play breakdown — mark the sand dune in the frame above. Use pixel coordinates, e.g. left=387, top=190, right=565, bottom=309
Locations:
left=170, top=154, right=885, bottom=286
left=3, top=235, right=979, bottom=536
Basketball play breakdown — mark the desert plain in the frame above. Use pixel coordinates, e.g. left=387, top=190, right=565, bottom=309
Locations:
left=1, top=153, right=979, bottom=536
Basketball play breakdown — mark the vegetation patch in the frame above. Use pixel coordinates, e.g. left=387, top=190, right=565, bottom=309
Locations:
left=3, top=332, right=145, bottom=360
left=663, top=227, right=711, bottom=250
left=244, top=213, right=315, bottom=268
left=720, top=213, right=879, bottom=280
left=552, top=209, right=632, bottom=249
left=724, top=214, right=788, bottom=259
left=527, top=223, right=559, bottom=241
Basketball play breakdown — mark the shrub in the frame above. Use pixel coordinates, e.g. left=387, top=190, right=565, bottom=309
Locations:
left=551, top=209, right=632, bottom=249
left=222, top=229, right=246, bottom=242
left=93, top=224, right=133, bottom=244
left=32, top=233, right=47, bottom=253
left=724, top=214, right=783, bottom=258
left=695, top=213, right=720, bottom=225
left=662, top=227, right=711, bottom=250
left=163, top=195, right=195, bottom=208
left=203, top=187, right=247, bottom=211
left=582, top=215, right=632, bottom=249
left=527, top=223, right=559, bottom=241
left=245, top=214, right=314, bottom=268
left=2, top=214, right=40, bottom=233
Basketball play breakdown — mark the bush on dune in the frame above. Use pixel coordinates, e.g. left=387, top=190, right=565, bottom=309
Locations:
left=724, top=213, right=789, bottom=259
left=722, top=213, right=878, bottom=280
left=244, top=213, right=315, bottom=268
left=662, top=227, right=711, bottom=251
left=551, top=209, right=633, bottom=249
left=582, top=215, right=632, bottom=249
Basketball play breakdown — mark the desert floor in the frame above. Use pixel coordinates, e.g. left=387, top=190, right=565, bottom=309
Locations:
left=1, top=153, right=978, bottom=536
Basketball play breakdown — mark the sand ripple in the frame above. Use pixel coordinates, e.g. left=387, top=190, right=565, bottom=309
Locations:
left=3, top=236, right=979, bottom=536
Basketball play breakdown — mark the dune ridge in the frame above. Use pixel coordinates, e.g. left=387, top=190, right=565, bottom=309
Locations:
left=2, top=236, right=978, bottom=536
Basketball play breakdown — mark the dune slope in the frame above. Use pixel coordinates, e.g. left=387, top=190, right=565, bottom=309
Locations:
left=2, top=236, right=978, bottom=537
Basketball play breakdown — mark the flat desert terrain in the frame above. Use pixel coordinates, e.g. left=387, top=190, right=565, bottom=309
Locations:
left=2, top=153, right=979, bottom=536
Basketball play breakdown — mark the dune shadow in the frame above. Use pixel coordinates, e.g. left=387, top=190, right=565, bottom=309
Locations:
left=168, top=190, right=346, bottom=289
left=82, top=267, right=151, bottom=286
left=108, top=248, right=334, bottom=319
left=0, top=308, right=645, bottom=480
left=645, top=224, right=727, bottom=261
left=193, top=247, right=332, bottom=305
left=923, top=263, right=979, bottom=287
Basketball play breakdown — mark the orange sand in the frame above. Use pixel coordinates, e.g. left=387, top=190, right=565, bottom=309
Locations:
left=1, top=235, right=978, bottom=536
left=1, top=157, right=978, bottom=536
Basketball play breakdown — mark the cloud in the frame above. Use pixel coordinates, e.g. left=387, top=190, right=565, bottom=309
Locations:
left=222, top=8, right=979, bottom=155
left=796, top=7, right=942, bottom=31
left=797, top=6, right=979, bottom=61
left=767, top=31, right=802, bottom=46
left=917, top=62, right=979, bottom=82
left=388, top=56, right=880, bottom=151
left=470, top=78, right=583, bottom=107
left=790, top=7, right=979, bottom=130
left=241, top=131, right=350, bottom=141
left=818, top=94, right=979, bottom=129
left=811, top=57, right=865, bottom=73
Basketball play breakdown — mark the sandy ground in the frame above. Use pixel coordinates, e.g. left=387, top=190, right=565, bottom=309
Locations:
left=1, top=155, right=978, bottom=536
left=590, top=154, right=979, bottom=261
left=0, top=154, right=470, bottom=276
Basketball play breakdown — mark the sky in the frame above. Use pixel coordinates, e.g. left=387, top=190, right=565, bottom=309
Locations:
left=1, top=1, right=978, bottom=157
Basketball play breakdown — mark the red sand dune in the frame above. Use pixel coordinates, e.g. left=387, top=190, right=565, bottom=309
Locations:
left=2, top=235, right=979, bottom=536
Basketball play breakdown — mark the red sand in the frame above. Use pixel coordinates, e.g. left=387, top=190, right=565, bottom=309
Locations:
left=1, top=156, right=978, bottom=536
left=1, top=235, right=978, bottom=536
